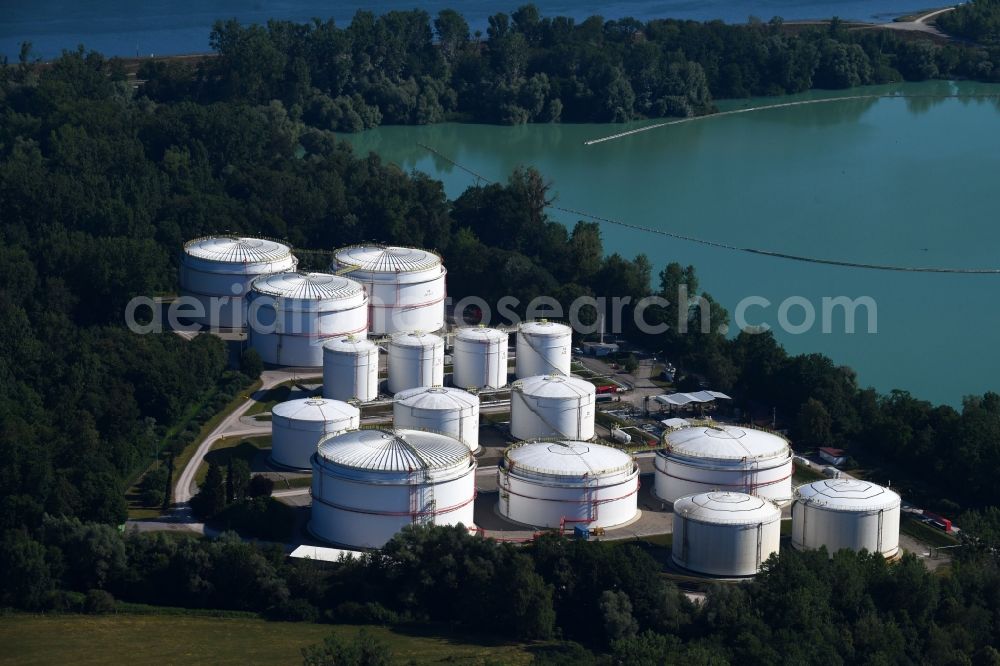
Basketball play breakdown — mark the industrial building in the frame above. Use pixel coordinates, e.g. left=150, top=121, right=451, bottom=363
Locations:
left=331, top=245, right=446, bottom=335
left=387, top=331, right=444, bottom=394
left=515, top=320, right=572, bottom=378
left=654, top=423, right=793, bottom=504
left=392, top=386, right=480, bottom=452
left=510, top=374, right=596, bottom=441
left=671, top=491, right=782, bottom=577
left=452, top=326, right=509, bottom=390
left=247, top=272, right=368, bottom=367
left=497, top=440, right=639, bottom=529
left=792, top=479, right=901, bottom=558
left=309, top=428, right=476, bottom=548
left=270, top=398, right=361, bottom=470
left=179, top=236, right=297, bottom=329
left=323, top=335, right=380, bottom=402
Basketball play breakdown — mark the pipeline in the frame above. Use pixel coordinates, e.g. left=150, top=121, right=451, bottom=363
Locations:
left=582, top=92, right=1000, bottom=145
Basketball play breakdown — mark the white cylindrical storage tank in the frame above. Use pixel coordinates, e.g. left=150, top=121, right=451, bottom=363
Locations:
left=672, top=492, right=782, bottom=577
left=511, top=375, right=595, bottom=441
left=323, top=335, right=379, bottom=402
left=179, top=236, right=298, bottom=329
left=270, top=398, right=361, bottom=470
left=498, top=441, right=638, bottom=529
left=515, top=320, right=572, bottom=378
left=792, top=479, right=901, bottom=558
left=310, top=428, right=476, bottom=548
left=247, top=272, right=368, bottom=367
left=654, top=424, right=793, bottom=504
left=453, top=326, right=509, bottom=390
left=331, top=245, right=446, bottom=335
left=387, top=332, right=444, bottom=394
left=392, top=387, right=480, bottom=452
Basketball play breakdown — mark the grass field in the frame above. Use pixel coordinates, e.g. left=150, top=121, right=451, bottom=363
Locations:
left=1, top=614, right=537, bottom=666
left=195, top=436, right=271, bottom=485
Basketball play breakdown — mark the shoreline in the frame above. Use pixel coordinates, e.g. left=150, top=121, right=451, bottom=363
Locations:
left=9, top=8, right=958, bottom=66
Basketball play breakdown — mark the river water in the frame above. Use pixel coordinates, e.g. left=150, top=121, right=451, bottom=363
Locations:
left=3, top=0, right=939, bottom=60
left=342, top=81, right=1000, bottom=405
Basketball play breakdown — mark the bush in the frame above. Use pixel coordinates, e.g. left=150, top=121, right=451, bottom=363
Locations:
left=333, top=601, right=401, bottom=625
left=84, top=589, right=116, bottom=614
left=248, top=475, right=274, bottom=498
left=269, top=598, right=320, bottom=622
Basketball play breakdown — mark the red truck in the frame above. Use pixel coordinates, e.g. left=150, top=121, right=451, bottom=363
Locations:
left=595, top=385, right=619, bottom=395
left=922, top=511, right=953, bottom=533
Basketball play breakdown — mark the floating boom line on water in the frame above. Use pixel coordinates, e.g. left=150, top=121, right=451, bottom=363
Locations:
left=416, top=134, right=1000, bottom=274
left=582, top=92, right=1000, bottom=145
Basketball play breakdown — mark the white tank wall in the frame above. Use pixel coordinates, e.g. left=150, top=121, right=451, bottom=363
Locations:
left=323, top=337, right=379, bottom=402
left=792, top=499, right=901, bottom=558
left=332, top=246, right=446, bottom=335
left=388, top=333, right=444, bottom=394
left=516, top=321, right=572, bottom=378
left=310, top=461, right=476, bottom=549
left=179, top=237, right=298, bottom=329
left=498, top=468, right=638, bottom=529
left=653, top=455, right=793, bottom=504
left=247, top=274, right=368, bottom=367
left=392, top=389, right=480, bottom=452
left=271, top=401, right=361, bottom=470
left=453, top=328, right=509, bottom=390
left=672, top=512, right=781, bottom=577
left=511, top=378, right=595, bottom=441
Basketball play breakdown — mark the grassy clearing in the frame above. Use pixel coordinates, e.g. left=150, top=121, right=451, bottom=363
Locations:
left=0, top=614, right=537, bottom=665
left=792, top=461, right=826, bottom=484
left=245, top=378, right=324, bottom=417
left=195, top=436, right=271, bottom=485
left=246, top=384, right=292, bottom=416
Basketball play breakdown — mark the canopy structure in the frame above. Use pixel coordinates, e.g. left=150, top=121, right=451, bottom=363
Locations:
left=661, top=417, right=691, bottom=429
left=653, top=390, right=731, bottom=407
left=289, top=545, right=360, bottom=561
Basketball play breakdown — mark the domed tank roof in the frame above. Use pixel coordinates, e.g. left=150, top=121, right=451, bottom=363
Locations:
left=673, top=492, right=781, bottom=525
left=334, top=245, right=441, bottom=273
left=505, top=440, right=634, bottom=477
left=184, top=236, right=293, bottom=264
left=323, top=335, right=379, bottom=354
left=514, top=374, right=594, bottom=398
left=519, top=320, right=571, bottom=337
left=456, top=326, right=508, bottom=343
left=251, top=272, right=365, bottom=301
left=272, top=398, right=359, bottom=423
left=794, top=479, right=901, bottom=512
left=394, top=386, right=478, bottom=410
left=390, top=331, right=443, bottom=349
left=664, top=424, right=790, bottom=462
left=316, top=428, right=471, bottom=472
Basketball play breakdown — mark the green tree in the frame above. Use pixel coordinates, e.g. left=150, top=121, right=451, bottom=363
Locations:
left=796, top=398, right=834, bottom=446
left=240, top=348, right=263, bottom=379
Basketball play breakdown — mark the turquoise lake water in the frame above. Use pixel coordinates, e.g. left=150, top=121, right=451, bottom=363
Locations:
left=342, top=81, right=1000, bottom=405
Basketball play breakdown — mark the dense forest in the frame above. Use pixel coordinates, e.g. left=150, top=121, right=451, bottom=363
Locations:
left=3, top=9, right=1000, bottom=662
left=5, top=522, right=1000, bottom=664
left=129, top=6, right=1000, bottom=131
left=939, top=0, right=1000, bottom=44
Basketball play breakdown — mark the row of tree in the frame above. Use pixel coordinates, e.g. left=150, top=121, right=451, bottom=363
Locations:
left=127, top=6, right=1000, bottom=132
left=4, top=521, right=1000, bottom=665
